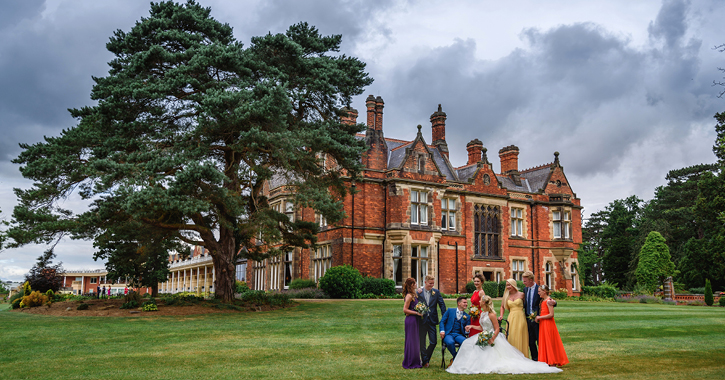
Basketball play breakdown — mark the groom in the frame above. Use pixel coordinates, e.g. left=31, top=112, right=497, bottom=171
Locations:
left=417, top=275, right=447, bottom=368
left=439, top=297, right=471, bottom=365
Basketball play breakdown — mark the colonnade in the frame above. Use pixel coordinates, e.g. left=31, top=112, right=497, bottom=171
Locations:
left=159, top=265, right=215, bottom=294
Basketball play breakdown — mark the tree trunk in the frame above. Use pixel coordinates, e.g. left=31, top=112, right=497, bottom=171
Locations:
left=212, top=228, right=237, bottom=303
left=151, top=284, right=159, bottom=297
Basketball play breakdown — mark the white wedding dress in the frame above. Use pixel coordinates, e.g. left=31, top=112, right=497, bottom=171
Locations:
left=446, top=313, right=563, bottom=375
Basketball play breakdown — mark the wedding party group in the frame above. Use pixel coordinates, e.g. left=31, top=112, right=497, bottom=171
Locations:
left=402, top=272, right=569, bottom=375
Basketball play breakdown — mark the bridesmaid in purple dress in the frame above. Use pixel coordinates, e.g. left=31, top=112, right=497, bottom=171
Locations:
left=402, top=277, right=423, bottom=369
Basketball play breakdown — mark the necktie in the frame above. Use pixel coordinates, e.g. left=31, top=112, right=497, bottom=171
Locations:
left=528, top=286, right=534, bottom=314
left=456, top=310, right=462, bottom=320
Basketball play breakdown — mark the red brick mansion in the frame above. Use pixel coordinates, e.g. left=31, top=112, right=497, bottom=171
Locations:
left=242, top=95, right=582, bottom=295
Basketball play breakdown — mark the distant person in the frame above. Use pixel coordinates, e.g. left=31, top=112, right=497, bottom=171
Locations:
left=108, top=287, right=111, bottom=297
left=101, top=286, right=106, bottom=299
left=97, top=285, right=101, bottom=299
left=124, top=287, right=128, bottom=295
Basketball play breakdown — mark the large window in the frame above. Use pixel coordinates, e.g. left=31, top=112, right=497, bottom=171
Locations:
left=571, top=264, right=578, bottom=291
left=441, top=198, right=456, bottom=231
left=393, top=245, right=403, bottom=287
left=474, top=204, right=500, bottom=258
left=90, top=277, right=98, bottom=284
left=270, top=256, right=281, bottom=290
left=512, top=259, right=525, bottom=281
left=318, top=213, right=327, bottom=228
left=253, top=260, right=266, bottom=290
left=553, top=210, right=571, bottom=239
left=410, top=190, right=428, bottom=225
left=410, top=246, right=429, bottom=287
left=313, top=245, right=332, bottom=282
left=285, top=201, right=294, bottom=222
left=511, top=208, right=524, bottom=237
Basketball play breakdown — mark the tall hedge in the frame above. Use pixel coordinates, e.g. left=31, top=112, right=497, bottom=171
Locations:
left=360, top=277, right=396, bottom=296
left=635, top=231, right=676, bottom=293
left=483, top=281, right=499, bottom=298
left=318, top=265, right=363, bottom=299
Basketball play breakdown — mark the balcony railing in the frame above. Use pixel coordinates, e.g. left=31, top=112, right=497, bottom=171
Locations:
left=169, top=254, right=213, bottom=269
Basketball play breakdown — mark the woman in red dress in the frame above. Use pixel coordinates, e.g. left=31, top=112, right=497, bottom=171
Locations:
left=468, top=274, right=486, bottom=337
left=535, top=285, right=569, bottom=366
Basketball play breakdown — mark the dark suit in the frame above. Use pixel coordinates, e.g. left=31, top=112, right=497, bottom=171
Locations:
left=418, top=288, right=447, bottom=365
left=523, top=284, right=541, bottom=361
left=439, top=308, right=470, bottom=358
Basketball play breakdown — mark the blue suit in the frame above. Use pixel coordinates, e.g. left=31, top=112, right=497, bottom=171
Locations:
left=439, top=307, right=470, bottom=358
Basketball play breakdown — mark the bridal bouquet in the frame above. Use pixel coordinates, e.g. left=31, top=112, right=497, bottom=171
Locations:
left=527, top=312, right=538, bottom=323
left=475, top=330, right=495, bottom=348
left=467, top=306, right=481, bottom=319
left=415, top=302, right=429, bottom=316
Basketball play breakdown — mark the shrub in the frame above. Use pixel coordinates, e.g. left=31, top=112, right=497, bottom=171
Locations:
left=120, top=300, right=139, bottom=309
left=267, top=293, right=291, bottom=307
left=21, top=291, right=49, bottom=308
left=465, top=281, right=475, bottom=294
left=360, top=277, right=396, bottom=296
left=45, top=289, right=55, bottom=299
left=288, top=279, right=317, bottom=290
left=23, top=281, right=32, bottom=296
left=235, top=280, right=250, bottom=293
left=142, top=293, right=151, bottom=298
left=241, top=290, right=267, bottom=304
left=704, top=279, right=714, bottom=306
left=719, top=297, right=725, bottom=307
left=483, top=281, right=498, bottom=298
left=582, top=284, right=618, bottom=299
left=318, top=265, right=362, bottom=299
left=123, top=291, right=141, bottom=305
left=688, top=287, right=706, bottom=294
left=285, top=288, right=329, bottom=299
left=9, top=292, right=24, bottom=309
left=142, top=299, right=156, bottom=307
left=142, top=303, right=158, bottom=312
left=550, top=290, right=568, bottom=299
left=516, top=280, right=524, bottom=292
left=77, top=303, right=89, bottom=310
left=498, top=281, right=506, bottom=296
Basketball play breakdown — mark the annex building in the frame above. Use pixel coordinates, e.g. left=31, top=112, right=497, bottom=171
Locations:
left=239, top=95, right=582, bottom=295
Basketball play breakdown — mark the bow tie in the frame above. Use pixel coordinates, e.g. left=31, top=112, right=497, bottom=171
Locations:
left=456, top=310, right=462, bottom=320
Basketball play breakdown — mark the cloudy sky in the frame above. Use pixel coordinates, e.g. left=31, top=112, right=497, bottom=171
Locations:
left=1, top=0, right=724, bottom=281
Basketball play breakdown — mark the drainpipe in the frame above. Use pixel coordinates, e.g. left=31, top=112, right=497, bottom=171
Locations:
left=382, top=182, right=387, bottom=278
left=455, top=242, right=459, bottom=293
left=351, top=181, right=356, bottom=267
left=531, top=201, right=536, bottom=280
left=436, top=240, right=440, bottom=290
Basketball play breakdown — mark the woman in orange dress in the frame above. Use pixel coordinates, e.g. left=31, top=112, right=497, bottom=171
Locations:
left=535, top=285, right=568, bottom=366
left=468, top=274, right=486, bottom=337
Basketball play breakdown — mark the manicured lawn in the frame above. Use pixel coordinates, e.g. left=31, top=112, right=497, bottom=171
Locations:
left=1, top=300, right=724, bottom=379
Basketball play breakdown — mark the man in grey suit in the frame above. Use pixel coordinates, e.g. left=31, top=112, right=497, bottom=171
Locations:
left=417, top=275, right=447, bottom=368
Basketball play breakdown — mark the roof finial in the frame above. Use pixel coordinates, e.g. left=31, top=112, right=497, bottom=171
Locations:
left=417, top=124, right=422, bottom=137
left=554, top=151, right=560, bottom=165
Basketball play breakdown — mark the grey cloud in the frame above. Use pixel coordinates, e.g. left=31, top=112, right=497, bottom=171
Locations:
left=0, top=0, right=45, bottom=31
left=648, top=0, right=689, bottom=48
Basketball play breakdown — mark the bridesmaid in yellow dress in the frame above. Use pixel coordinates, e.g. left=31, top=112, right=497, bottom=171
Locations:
left=499, top=278, right=529, bottom=357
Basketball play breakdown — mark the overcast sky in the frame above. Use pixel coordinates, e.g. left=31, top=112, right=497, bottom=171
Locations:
left=1, top=0, right=724, bottom=282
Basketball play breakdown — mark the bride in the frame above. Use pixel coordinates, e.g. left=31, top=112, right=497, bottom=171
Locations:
left=446, top=296, right=562, bottom=375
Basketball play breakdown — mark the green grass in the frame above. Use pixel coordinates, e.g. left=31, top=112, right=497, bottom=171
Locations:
left=1, top=300, right=724, bottom=379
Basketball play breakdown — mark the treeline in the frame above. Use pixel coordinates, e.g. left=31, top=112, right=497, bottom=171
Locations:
left=578, top=112, right=725, bottom=291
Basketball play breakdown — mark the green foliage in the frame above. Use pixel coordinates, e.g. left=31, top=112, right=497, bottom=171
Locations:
left=318, top=265, right=362, bottom=299
left=582, top=284, right=618, bottom=299
left=4, top=1, right=372, bottom=304
left=601, top=196, right=643, bottom=289
left=635, top=231, right=677, bottom=293
left=45, top=289, right=54, bottom=299
left=689, top=287, right=706, bottom=294
left=704, top=279, right=714, bottom=306
left=550, top=290, right=568, bottom=300
left=719, top=296, right=725, bottom=307
left=123, top=291, right=141, bottom=305
left=483, top=281, right=499, bottom=298
left=20, top=291, right=49, bottom=308
left=517, top=280, right=525, bottom=292
left=284, top=288, right=329, bottom=299
left=142, top=303, right=158, bottom=312
left=0, top=282, right=8, bottom=293
left=23, top=282, right=31, bottom=296
left=498, top=281, right=506, bottom=296
left=76, top=303, right=89, bottom=310
left=465, top=281, right=475, bottom=294
left=120, top=300, right=139, bottom=309
left=360, top=277, right=395, bottom=296
left=11, top=297, right=22, bottom=309
left=235, top=280, right=250, bottom=293
left=288, top=278, right=317, bottom=290
left=24, top=249, right=64, bottom=294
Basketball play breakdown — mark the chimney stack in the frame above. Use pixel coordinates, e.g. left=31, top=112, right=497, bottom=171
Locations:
left=499, top=145, right=520, bottom=173
left=430, top=104, right=449, bottom=158
left=341, top=107, right=358, bottom=126
left=366, top=95, right=376, bottom=129
left=466, top=139, right=483, bottom=165
left=375, top=96, right=384, bottom=131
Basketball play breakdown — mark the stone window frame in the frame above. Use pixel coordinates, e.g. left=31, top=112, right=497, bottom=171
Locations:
left=510, top=257, right=528, bottom=281
left=473, top=204, right=501, bottom=259
left=510, top=206, right=525, bottom=237
left=392, top=244, right=403, bottom=288
left=552, top=208, right=572, bottom=240
left=544, top=260, right=554, bottom=289
left=410, top=189, right=429, bottom=226
left=312, top=244, right=332, bottom=282
left=410, top=245, right=430, bottom=288
left=441, top=197, right=458, bottom=232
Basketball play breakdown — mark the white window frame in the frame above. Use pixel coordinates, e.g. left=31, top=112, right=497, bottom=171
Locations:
left=236, top=262, right=247, bottom=282
left=410, top=245, right=429, bottom=288
left=313, top=245, right=332, bottom=282
left=512, top=260, right=525, bottom=281
left=393, top=245, right=403, bottom=287
left=410, top=190, right=428, bottom=226
left=283, top=252, right=293, bottom=289
left=545, top=261, right=552, bottom=289
left=511, top=207, right=524, bottom=237
left=253, top=260, right=266, bottom=290
left=571, top=264, right=578, bottom=291
left=285, top=201, right=294, bottom=222
left=553, top=210, right=571, bottom=239
left=441, top=198, right=456, bottom=231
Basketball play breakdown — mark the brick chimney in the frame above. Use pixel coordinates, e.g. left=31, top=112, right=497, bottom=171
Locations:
left=499, top=145, right=519, bottom=173
left=366, top=95, right=376, bottom=129
left=341, top=107, right=358, bottom=125
left=466, top=139, right=483, bottom=165
left=375, top=96, right=384, bottom=131
left=430, top=104, right=449, bottom=158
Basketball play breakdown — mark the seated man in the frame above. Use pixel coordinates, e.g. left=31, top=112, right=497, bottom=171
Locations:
left=439, top=296, right=472, bottom=366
